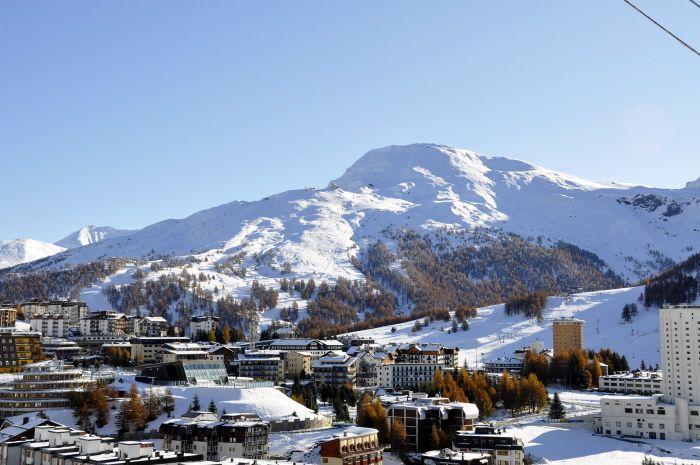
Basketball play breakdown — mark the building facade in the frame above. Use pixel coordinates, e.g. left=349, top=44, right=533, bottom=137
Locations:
left=598, top=371, right=663, bottom=395
left=0, top=308, right=17, bottom=328
left=552, top=318, right=584, bottom=357
left=236, top=350, right=285, bottom=383
left=19, top=300, right=88, bottom=324
left=312, top=353, right=357, bottom=388
left=79, top=311, right=127, bottom=336
left=319, top=426, right=383, bottom=465
left=454, top=424, right=524, bottom=465
left=129, top=336, right=190, bottom=363
left=0, top=331, right=44, bottom=373
left=189, top=315, right=220, bottom=338
left=387, top=397, right=478, bottom=452
left=598, top=305, right=700, bottom=441
left=160, top=412, right=270, bottom=460
left=30, top=314, right=67, bottom=337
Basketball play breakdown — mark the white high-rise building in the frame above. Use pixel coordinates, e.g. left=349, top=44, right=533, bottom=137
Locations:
left=660, top=306, right=700, bottom=405
left=598, top=305, right=700, bottom=441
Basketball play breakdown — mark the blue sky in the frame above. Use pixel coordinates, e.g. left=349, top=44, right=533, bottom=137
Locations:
left=1, top=1, right=699, bottom=242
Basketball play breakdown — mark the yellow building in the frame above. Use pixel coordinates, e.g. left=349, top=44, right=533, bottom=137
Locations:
left=285, top=351, right=313, bottom=377
left=552, top=318, right=584, bottom=357
left=0, top=331, right=45, bottom=373
left=320, top=426, right=383, bottom=465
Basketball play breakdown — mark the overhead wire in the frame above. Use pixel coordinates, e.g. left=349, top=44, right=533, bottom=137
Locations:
left=621, top=0, right=700, bottom=58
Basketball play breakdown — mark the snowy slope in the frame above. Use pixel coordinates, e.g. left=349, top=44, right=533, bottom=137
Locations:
left=55, top=225, right=133, bottom=249
left=345, top=286, right=661, bottom=368
left=0, top=239, right=65, bottom=270
left=28, top=143, right=699, bottom=284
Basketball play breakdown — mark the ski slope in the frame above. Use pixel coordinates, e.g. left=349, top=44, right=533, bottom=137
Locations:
left=345, top=286, right=661, bottom=368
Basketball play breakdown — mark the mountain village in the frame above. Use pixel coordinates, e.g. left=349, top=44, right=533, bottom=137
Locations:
left=0, top=287, right=695, bottom=464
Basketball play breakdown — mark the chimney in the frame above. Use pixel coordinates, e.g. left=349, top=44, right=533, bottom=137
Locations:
left=22, top=416, right=29, bottom=425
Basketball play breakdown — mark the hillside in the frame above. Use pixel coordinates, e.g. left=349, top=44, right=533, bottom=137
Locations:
left=344, top=286, right=661, bottom=368
left=1, top=143, right=699, bottom=334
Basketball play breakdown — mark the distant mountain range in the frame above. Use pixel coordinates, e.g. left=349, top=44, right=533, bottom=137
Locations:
left=3, top=143, right=699, bottom=285
left=0, top=225, right=132, bottom=269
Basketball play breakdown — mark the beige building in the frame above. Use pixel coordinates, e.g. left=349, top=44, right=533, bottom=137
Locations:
left=320, top=426, right=383, bottom=465
left=285, top=351, right=312, bottom=377
left=129, top=336, right=190, bottom=363
left=0, top=308, right=17, bottom=328
left=552, top=318, right=584, bottom=356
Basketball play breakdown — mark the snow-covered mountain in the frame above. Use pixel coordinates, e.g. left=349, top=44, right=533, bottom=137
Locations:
left=12, top=144, right=700, bottom=284
left=0, top=239, right=66, bottom=270
left=55, top=225, right=133, bottom=249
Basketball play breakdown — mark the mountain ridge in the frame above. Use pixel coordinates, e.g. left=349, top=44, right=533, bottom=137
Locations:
left=4, top=143, right=700, bottom=282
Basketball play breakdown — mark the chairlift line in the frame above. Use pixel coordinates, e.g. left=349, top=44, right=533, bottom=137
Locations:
left=621, top=0, right=700, bottom=58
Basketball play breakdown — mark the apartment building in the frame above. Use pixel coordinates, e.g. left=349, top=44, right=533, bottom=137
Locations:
left=598, top=305, right=700, bottom=441
left=552, top=318, right=584, bottom=357
left=79, top=311, right=127, bottom=336
left=236, top=350, right=285, bottom=383
left=312, top=353, right=357, bottom=388
left=30, top=314, right=67, bottom=337
left=17, top=424, right=202, bottom=465
left=160, top=411, right=270, bottom=460
left=0, top=330, right=44, bottom=373
left=319, top=426, right=383, bottom=465
left=135, top=316, right=169, bottom=337
left=355, top=351, right=393, bottom=388
left=285, top=351, right=313, bottom=378
left=19, top=300, right=88, bottom=324
left=387, top=396, right=479, bottom=451
left=41, top=337, right=84, bottom=361
left=255, top=338, right=345, bottom=357
left=129, top=336, right=190, bottom=363
left=0, top=308, right=17, bottom=328
left=189, top=315, right=220, bottom=338
left=598, top=371, right=663, bottom=395
left=0, top=360, right=101, bottom=416
left=421, top=450, right=494, bottom=465
left=454, top=424, right=524, bottom=465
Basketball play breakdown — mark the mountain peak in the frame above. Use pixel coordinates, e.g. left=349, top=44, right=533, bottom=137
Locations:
left=0, top=239, right=65, bottom=270
left=685, top=177, right=700, bottom=189
left=55, top=225, right=133, bottom=249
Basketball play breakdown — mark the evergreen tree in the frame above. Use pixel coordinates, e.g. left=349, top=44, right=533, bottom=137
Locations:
left=548, top=392, right=565, bottom=420
left=208, top=399, right=217, bottom=414
left=191, top=393, right=201, bottom=411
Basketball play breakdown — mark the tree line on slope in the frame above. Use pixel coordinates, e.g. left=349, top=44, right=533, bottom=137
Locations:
left=0, top=259, right=133, bottom=301
left=643, top=252, right=700, bottom=307
left=363, top=229, right=622, bottom=315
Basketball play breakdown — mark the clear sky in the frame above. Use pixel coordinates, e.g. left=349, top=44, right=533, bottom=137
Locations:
left=1, top=1, right=699, bottom=242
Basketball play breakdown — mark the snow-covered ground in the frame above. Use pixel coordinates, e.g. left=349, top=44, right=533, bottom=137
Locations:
left=346, top=286, right=661, bottom=368
left=515, top=422, right=700, bottom=464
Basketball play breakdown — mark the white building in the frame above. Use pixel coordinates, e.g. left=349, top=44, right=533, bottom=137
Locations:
left=599, top=371, right=663, bottom=395
left=378, top=363, right=450, bottom=389
left=19, top=300, right=88, bottom=324
left=598, top=305, right=700, bottom=441
left=30, top=314, right=67, bottom=337
left=189, top=315, right=220, bottom=338
left=135, top=316, right=169, bottom=337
